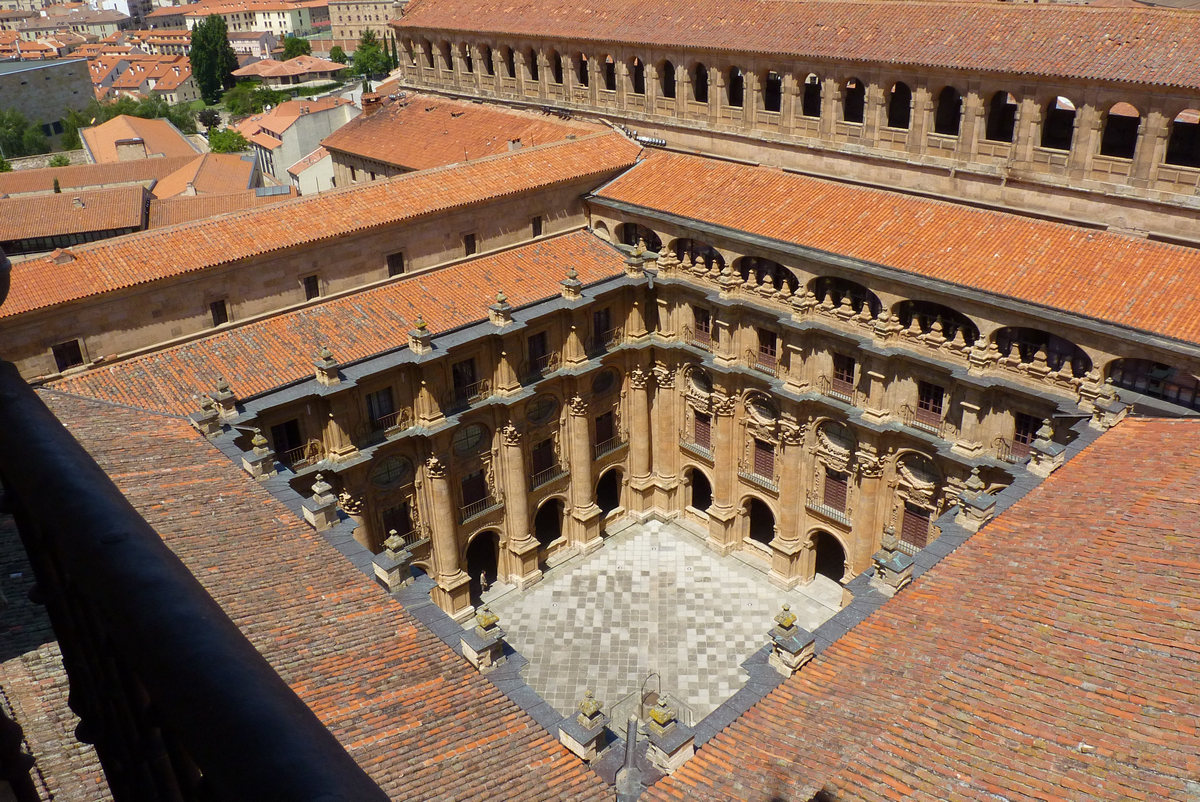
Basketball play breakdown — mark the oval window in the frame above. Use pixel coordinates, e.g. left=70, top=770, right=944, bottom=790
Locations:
left=370, top=455, right=412, bottom=487
left=452, top=423, right=488, bottom=454
left=527, top=394, right=559, bottom=424
left=591, top=368, right=618, bottom=395
left=689, top=368, right=712, bottom=395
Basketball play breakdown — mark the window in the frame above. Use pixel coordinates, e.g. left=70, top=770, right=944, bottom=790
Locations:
left=726, top=67, right=743, bottom=107
left=381, top=502, right=413, bottom=537
left=463, top=233, right=477, bottom=256
left=901, top=502, right=930, bottom=549
left=692, top=307, right=712, bottom=348
left=303, top=274, right=320, bottom=300
left=366, top=387, right=395, bottom=429
left=843, top=78, right=865, bottom=123
left=52, top=339, right=84, bottom=372
left=832, top=353, right=855, bottom=394
left=753, top=438, right=774, bottom=477
left=451, top=357, right=478, bottom=400
left=887, top=82, right=912, bottom=129
left=386, top=251, right=406, bottom=277
left=270, top=418, right=302, bottom=453
left=595, top=410, right=615, bottom=445
left=823, top=467, right=848, bottom=511
left=209, top=299, right=228, bottom=326
left=591, top=368, right=617, bottom=395
left=592, top=306, right=612, bottom=346
left=530, top=215, right=544, bottom=238
left=350, top=165, right=357, bottom=181
left=452, top=423, right=487, bottom=454
left=531, top=437, right=555, bottom=475
left=527, top=331, right=550, bottom=374
left=762, top=70, right=782, bottom=112
left=916, top=381, right=945, bottom=424
left=801, top=74, right=821, bottom=118
left=527, top=394, right=558, bottom=424
left=1013, top=411, right=1040, bottom=457
left=461, top=469, right=488, bottom=505
left=692, top=62, right=708, bottom=103
left=693, top=410, right=712, bottom=450
left=757, top=328, right=777, bottom=370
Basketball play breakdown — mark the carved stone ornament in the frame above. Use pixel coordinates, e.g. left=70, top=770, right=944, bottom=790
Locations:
left=779, top=421, right=805, bottom=446
left=815, top=420, right=855, bottom=462
left=425, top=455, right=448, bottom=479
left=855, top=444, right=884, bottom=478
left=652, top=364, right=676, bottom=389
left=629, top=366, right=650, bottom=390
left=500, top=421, right=521, bottom=447
left=711, top=393, right=737, bottom=416
left=568, top=394, right=588, bottom=416
left=897, top=452, right=938, bottom=491
left=337, top=490, right=365, bottom=515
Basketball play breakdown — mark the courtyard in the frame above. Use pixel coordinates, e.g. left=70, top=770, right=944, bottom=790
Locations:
left=478, top=519, right=843, bottom=722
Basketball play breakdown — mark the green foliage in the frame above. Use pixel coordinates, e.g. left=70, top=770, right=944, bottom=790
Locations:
left=48, top=154, right=71, bottom=167
left=0, top=156, right=11, bottom=172
left=197, top=108, right=222, bottom=130
left=389, top=36, right=398, bottom=69
left=52, top=177, right=61, bottom=192
left=351, top=28, right=390, bottom=76
left=60, top=97, right=198, bottom=145
left=329, top=45, right=347, bottom=64
left=222, top=81, right=289, bottom=115
left=293, top=82, right=341, bottom=98
left=0, top=109, right=50, bottom=158
left=207, top=128, right=250, bottom=153
left=282, top=35, right=311, bottom=60
left=191, top=15, right=239, bottom=104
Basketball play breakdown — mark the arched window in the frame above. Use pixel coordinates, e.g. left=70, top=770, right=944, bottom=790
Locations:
left=993, top=327, right=1091, bottom=377
left=420, top=39, right=433, bottom=68
left=575, top=53, right=589, bottom=87
left=893, top=299, right=979, bottom=345
left=985, top=91, right=1017, bottom=143
left=1041, top=96, right=1076, bottom=151
left=1099, top=102, right=1139, bottom=159
left=548, top=50, right=563, bottom=84
left=887, top=81, right=912, bottom=129
left=843, top=77, right=865, bottom=123
left=735, top=256, right=798, bottom=294
left=660, top=60, right=676, bottom=98
left=437, top=41, right=451, bottom=70
left=402, top=40, right=416, bottom=67
left=761, top=70, right=782, bottom=112
left=688, top=468, right=712, bottom=512
left=692, top=63, right=709, bottom=103
left=629, top=57, right=645, bottom=95
left=500, top=46, right=515, bottom=78
left=1108, top=358, right=1200, bottom=411
left=672, top=239, right=724, bottom=269
left=811, top=276, right=882, bottom=318
left=616, top=223, right=662, bottom=252
left=745, top=498, right=775, bottom=545
left=801, top=73, right=821, bottom=118
left=460, top=43, right=473, bottom=74
left=525, top=47, right=538, bottom=81
left=1165, top=109, right=1200, bottom=168
left=481, top=45, right=494, bottom=77
left=603, top=54, right=616, bottom=91
left=727, top=67, right=744, bottom=107
left=934, top=86, right=962, bottom=136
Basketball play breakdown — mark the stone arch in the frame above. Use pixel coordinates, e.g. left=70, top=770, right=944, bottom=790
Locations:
left=499, top=45, right=516, bottom=78
left=808, top=528, right=848, bottom=582
left=419, top=38, right=434, bottom=69
left=437, top=40, right=452, bottom=70
left=533, top=497, right=564, bottom=550
left=523, top=46, right=538, bottom=81
left=985, top=90, right=1017, bottom=143
left=684, top=465, right=712, bottom=512
left=992, top=327, right=1091, bottom=377
left=592, top=220, right=610, bottom=241
left=743, top=496, right=776, bottom=546
left=1099, top=102, right=1140, bottom=159
left=1165, top=108, right=1200, bottom=168
left=1041, top=95, right=1076, bottom=151
left=465, top=529, right=500, bottom=604
left=596, top=466, right=622, bottom=517
left=801, top=72, right=821, bottom=118
left=411, top=560, right=432, bottom=577
left=810, top=275, right=882, bottom=317
left=1107, top=357, right=1200, bottom=411
left=887, top=81, right=912, bottom=129
left=574, top=52, right=589, bottom=87
left=934, top=85, right=962, bottom=136
left=842, top=76, right=865, bottom=123
left=670, top=238, right=725, bottom=269
left=616, top=222, right=662, bottom=252
left=602, top=54, right=616, bottom=91
left=761, top=70, right=783, bottom=112
left=892, top=299, right=980, bottom=345
left=733, top=256, right=798, bottom=294
left=692, top=62, right=709, bottom=103
left=659, top=59, right=676, bottom=98
left=628, top=56, right=646, bottom=95
left=481, top=44, right=495, bottom=77
left=727, top=66, right=745, bottom=107
left=458, top=43, right=474, bottom=74
left=547, top=49, right=563, bottom=84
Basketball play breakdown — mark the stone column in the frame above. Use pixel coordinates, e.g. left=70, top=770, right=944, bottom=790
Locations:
left=1131, top=110, right=1168, bottom=188
left=951, top=387, right=987, bottom=457
left=960, top=89, right=984, bottom=160
left=849, top=443, right=887, bottom=576
left=768, top=424, right=806, bottom=589
left=567, top=394, right=603, bottom=550
left=499, top=423, right=542, bottom=588
left=425, top=455, right=472, bottom=619
left=627, top=366, right=653, bottom=511
left=705, top=392, right=739, bottom=555
left=651, top=364, right=679, bottom=510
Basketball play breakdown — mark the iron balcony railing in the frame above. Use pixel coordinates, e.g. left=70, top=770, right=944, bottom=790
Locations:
left=993, top=435, right=1032, bottom=464
left=448, top=378, right=492, bottom=411
left=278, top=442, right=321, bottom=470
left=593, top=436, right=626, bottom=460
left=682, top=323, right=712, bottom=351
left=530, top=465, right=568, bottom=489
left=460, top=495, right=503, bottom=523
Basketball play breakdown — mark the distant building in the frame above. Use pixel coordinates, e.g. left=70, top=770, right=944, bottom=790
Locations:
left=15, top=8, right=131, bottom=39
left=328, top=0, right=398, bottom=42
left=80, top=114, right=200, bottom=163
left=228, top=29, right=278, bottom=59
left=234, top=96, right=358, bottom=182
left=286, top=144, right=333, bottom=194
left=231, top=53, right=346, bottom=87
left=0, top=59, right=91, bottom=135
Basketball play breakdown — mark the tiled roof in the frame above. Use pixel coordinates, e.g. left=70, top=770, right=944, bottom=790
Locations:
left=232, top=54, right=345, bottom=77
left=593, top=150, right=1200, bottom=346
left=233, top=96, right=354, bottom=140
left=397, top=0, right=1200, bottom=90
left=321, top=92, right=601, bottom=170
left=0, top=154, right=195, bottom=197
left=287, top=145, right=329, bottom=176
left=151, top=152, right=257, bottom=198
left=80, top=114, right=199, bottom=163
left=147, top=188, right=297, bottom=228
left=40, top=391, right=610, bottom=801
left=647, top=416, right=1200, bottom=801
left=51, top=231, right=625, bottom=413
left=2, top=131, right=639, bottom=320
left=0, top=186, right=147, bottom=242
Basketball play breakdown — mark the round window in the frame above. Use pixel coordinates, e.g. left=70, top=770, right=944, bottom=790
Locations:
left=452, top=423, right=488, bottom=454
left=527, top=395, right=559, bottom=424
left=689, top=368, right=713, bottom=395
left=591, top=369, right=618, bottom=395
left=370, top=455, right=412, bottom=487
left=748, top=395, right=777, bottom=423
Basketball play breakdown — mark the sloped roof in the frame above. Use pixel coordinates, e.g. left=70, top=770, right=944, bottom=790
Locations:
left=151, top=152, right=257, bottom=199
left=397, top=0, right=1200, bottom=90
left=0, top=154, right=194, bottom=197
left=287, top=145, right=329, bottom=176
left=147, top=188, right=297, bottom=228
left=232, top=54, right=345, bottom=77
left=0, top=186, right=147, bottom=242
left=592, top=150, right=1200, bottom=346
left=80, top=114, right=199, bottom=163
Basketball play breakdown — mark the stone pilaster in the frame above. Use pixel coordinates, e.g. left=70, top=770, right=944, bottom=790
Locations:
left=706, top=392, right=738, bottom=555
left=499, top=422, right=542, bottom=588
left=426, top=455, right=472, bottom=620
left=650, top=364, right=680, bottom=509
left=627, top=367, right=653, bottom=510
left=768, top=423, right=805, bottom=589
left=567, top=394, right=602, bottom=550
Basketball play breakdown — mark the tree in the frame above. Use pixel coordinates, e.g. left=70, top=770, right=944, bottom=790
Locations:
left=0, top=110, right=50, bottom=158
left=198, top=108, right=222, bottom=131
left=351, top=28, right=390, bottom=77
left=48, top=154, right=71, bottom=167
left=329, top=45, right=347, bottom=64
left=207, top=128, right=250, bottom=153
left=53, top=177, right=62, bottom=193
left=389, top=36, right=398, bottom=69
left=0, top=156, right=11, bottom=172
left=222, top=81, right=288, bottom=115
left=191, top=15, right=238, bottom=105
left=282, top=35, right=311, bottom=60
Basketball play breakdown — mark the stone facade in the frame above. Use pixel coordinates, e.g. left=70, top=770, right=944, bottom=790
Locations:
left=0, top=59, right=91, bottom=130
left=330, top=0, right=398, bottom=43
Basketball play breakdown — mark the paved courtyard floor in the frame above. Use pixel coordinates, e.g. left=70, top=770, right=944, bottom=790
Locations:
left=479, top=519, right=843, bottom=722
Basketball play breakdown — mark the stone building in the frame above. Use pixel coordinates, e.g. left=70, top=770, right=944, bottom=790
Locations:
left=0, top=58, right=91, bottom=133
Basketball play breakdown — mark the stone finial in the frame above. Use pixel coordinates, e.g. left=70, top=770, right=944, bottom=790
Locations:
left=773, top=603, right=797, bottom=633
left=880, top=524, right=899, bottom=552
left=251, top=428, right=269, bottom=454
left=374, top=529, right=414, bottom=592
left=1100, top=377, right=1118, bottom=400
left=654, top=248, right=680, bottom=275
left=559, top=689, right=611, bottom=762
left=645, top=695, right=694, bottom=774
left=561, top=266, right=583, bottom=300
left=192, top=393, right=222, bottom=437
left=768, top=604, right=815, bottom=676
left=241, top=428, right=276, bottom=480
left=384, top=529, right=406, bottom=555
left=634, top=236, right=646, bottom=256
left=955, top=468, right=996, bottom=533
left=302, top=473, right=339, bottom=531
left=488, top=290, right=513, bottom=326
left=461, top=603, right=507, bottom=673
left=474, top=604, right=501, bottom=636
left=314, top=345, right=340, bottom=385
left=648, top=698, right=677, bottom=733
left=577, top=689, right=604, bottom=726
left=1034, top=418, right=1054, bottom=444
left=964, top=466, right=985, bottom=496
left=213, top=376, right=238, bottom=419
left=408, top=314, right=433, bottom=354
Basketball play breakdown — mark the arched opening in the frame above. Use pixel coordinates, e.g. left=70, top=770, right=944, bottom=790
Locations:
left=762, top=70, right=782, bottom=112
left=660, top=60, right=676, bottom=98
left=460, top=43, right=473, bottom=74
left=500, top=46, right=515, bottom=78
left=592, top=220, right=609, bottom=240
left=420, top=39, right=434, bottom=69
left=727, top=67, right=744, bottom=108
left=1041, top=96, right=1076, bottom=151
left=1100, top=102, right=1139, bottom=159
left=629, top=57, right=645, bottom=95
left=811, top=530, right=845, bottom=582
left=437, top=41, right=451, bottom=70
left=688, top=468, right=712, bottom=512
left=893, top=299, right=979, bottom=345
left=993, top=327, right=1091, bottom=377
left=534, top=498, right=564, bottom=549
left=596, top=468, right=621, bottom=517
left=481, top=45, right=494, bottom=77
left=402, top=39, right=417, bottom=67
left=603, top=55, right=616, bottom=91
left=548, top=50, right=563, bottom=84
left=887, top=81, right=911, bottom=129
left=575, top=53, right=589, bottom=87
left=810, top=276, right=882, bottom=318
left=934, top=86, right=962, bottom=136
left=616, top=223, right=662, bottom=252
left=735, top=256, right=798, bottom=294
left=746, top=498, right=775, bottom=546
left=985, top=91, right=1017, bottom=143
left=843, top=77, right=865, bottom=123
left=525, top=47, right=538, bottom=81
left=692, top=63, right=709, bottom=103
left=1108, top=358, right=1200, bottom=411
left=465, top=530, right=500, bottom=605
left=1165, top=109, right=1200, bottom=168
left=801, top=73, right=821, bottom=118
left=672, top=238, right=724, bottom=269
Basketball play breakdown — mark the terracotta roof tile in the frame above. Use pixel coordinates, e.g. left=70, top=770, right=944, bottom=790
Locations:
left=0, top=155, right=195, bottom=197
left=287, top=145, right=329, bottom=176
left=50, top=231, right=625, bottom=413
left=647, top=417, right=1200, bottom=800
left=0, top=186, right=147, bottom=242
left=233, top=96, right=355, bottom=140
left=232, top=54, right=345, bottom=78
left=80, top=114, right=199, bottom=163
left=1, top=131, right=639, bottom=320
left=397, top=0, right=1200, bottom=90
left=594, top=150, right=1200, bottom=345
left=41, top=391, right=609, bottom=801
left=151, top=152, right=257, bottom=198
left=147, top=188, right=298, bottom=228
left=321, top=91, right=601, bottom=171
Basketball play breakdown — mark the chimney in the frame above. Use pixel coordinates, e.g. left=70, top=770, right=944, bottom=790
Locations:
left=72, top=196, right=85, bottom=208
left=115, top=136, right=146, bottom=160
left=184, top=181, right=196, bottom=196
left=361, top=91, right=383, bottom=117
left=508, top=138, right=522, bottom=151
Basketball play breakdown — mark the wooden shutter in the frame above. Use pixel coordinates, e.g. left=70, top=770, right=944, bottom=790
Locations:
left=823, top=469, right=848, bottom=511
left=753, top=439, right=774, bottom=477
left=694, top=411, right=711, bottom=449
left=901, top=503, right=930, bottom=549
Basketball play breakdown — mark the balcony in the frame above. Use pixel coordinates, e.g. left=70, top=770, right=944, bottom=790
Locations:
left=817, top=374, right=855, bottom=404
left=530, top=465, right=568, bottom=489
left=738, top=469, right=778, bottom=493
left=460, top=495, right=503, bottom=523
left=385, top=525, right=431, bottom=550
left=278, top=442, right=321, bottom=471
left=586, top=326, right=623, bottom=356
left=680, top=440, right=714, bottom=462
left=593, top=436, right=626, bottom=460
left=521, top=351, right=560, bottom=384
left=682, top=324, right=712, bottom=351
left=448, top=378, right=492, bottom=412
left=805, top=497, right=851, bottom=528
left=900, top=404, right=946, bottom=437
left=993, top=436, right=1032, bottom=465
left=747, top=347, right=778, bottom=376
